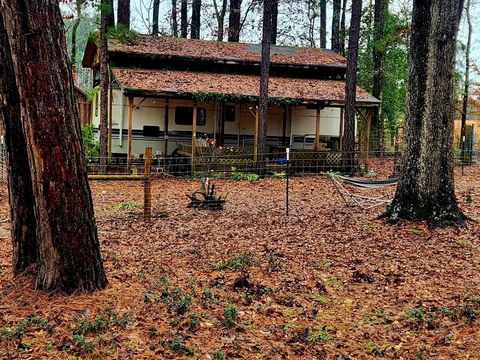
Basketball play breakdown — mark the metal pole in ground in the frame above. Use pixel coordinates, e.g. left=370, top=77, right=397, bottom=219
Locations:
left=144, top=147, right=153, bottom=221
left=286, top=147, right=290, bottom=217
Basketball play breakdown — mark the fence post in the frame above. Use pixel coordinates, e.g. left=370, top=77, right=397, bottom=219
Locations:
left=144, top=147, right=153, bottom=220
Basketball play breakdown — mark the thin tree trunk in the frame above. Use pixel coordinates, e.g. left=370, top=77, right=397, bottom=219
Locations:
left=152, top=0, right=160, bottom=35
left=343, top=0, right=362, bottom=172
left=213, top=0, right=228, bottom=41
left=181, top=0, right=188, bottom=38
left=460, top=0, right=472, bottom=160
left=416, top=0, right=465, bottom=225
left=0, top=10, right=37, bottom=274
left=172, top=0, right=178, bottom=36
left=320, top=0, right=326, bottom=48
left=371, top=0, right=386, bottom=151
left=104, top=0, right=115, bottom=29
left=271, top=0, right=278, bottom=45
left=228, top=0, right=242, bottom=42
left=2, top=0, right=107, bottom=292
left=191, top=0, right=201, bottom=39
left=99, top=0, right=110, bottom=172
left=117, top=0, right=131, bottom=29
left=340, top=0, right=347, bottom=55
left=258, top=0, right=273, bottom=174
left=332, top=0, right=341, bottom=52
left=71, top=0, right=82, bottom=66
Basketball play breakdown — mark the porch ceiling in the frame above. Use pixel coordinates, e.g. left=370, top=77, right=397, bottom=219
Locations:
left=111, top=68, right=380, bottom=107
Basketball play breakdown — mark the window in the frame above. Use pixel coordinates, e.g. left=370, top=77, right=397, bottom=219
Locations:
left=225, top=105, right=236, bottom=122
left=175, top=107, right=207, bottom=126
left=143, top=125, right=160, bottom=137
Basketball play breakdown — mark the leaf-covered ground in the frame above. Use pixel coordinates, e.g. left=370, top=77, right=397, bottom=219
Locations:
left=0, top=163, right=479, bottom=359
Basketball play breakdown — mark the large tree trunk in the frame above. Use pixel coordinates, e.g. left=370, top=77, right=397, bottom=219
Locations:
left=331, top=0, right=341, bottom=52
left=172, top=0, right=178, bottom=36
left=117, top=0, right=131, bottom=29
left=270, top=0, right=278, bottom=45
left=191, top=0, right=201, bottom=39
left=99, top=0, right=110, bottom=172
left=385, top=0, right=465, bottom=226
left=343, top=0, right=362, bottom=172
left=213, top=0, right=228, bottom=41
left=0, top=10, right=37, bottom=274
left=258, top=0, right=273, bottom=173
left=371, top=0, right=386, bottom=152
left=460, top=0, right=472, bottom=160
left=228, top=0, right=242, bottom=42
left=181, top=0, right=188, bottom=38
left=319, top=0, right=326, bottom=48
left=2, top=0, right=107, bottom=292
left=340, top=0, right=347, bottom=56
left=152, top=0, right=160, bottom=35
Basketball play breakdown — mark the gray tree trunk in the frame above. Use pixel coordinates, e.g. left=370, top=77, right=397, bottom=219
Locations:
left=271, top=0, right=278, bottom=45
left=0, top=10, right=37, bottom=274
left=340, top=0, right=347, bottom=56
left=172, top=0, right=178, bottom=36
left=343, top=0, right=362, bottom=172
left=213, top=0, right=228, bottom=41
left=152, top=0, right=160, bottom=35
left=228, top=0, right=242, bottom=42
left=2, top=0, right=107, bottom=292
left=117, top=0, right=131, bottom=29
left=191, top=0, right=201, bottom=39
left=181, top=0, right=188, bottom=38
left=332, top=0, right=341, bottom=52
left=320, top=0, right=326, bottom=48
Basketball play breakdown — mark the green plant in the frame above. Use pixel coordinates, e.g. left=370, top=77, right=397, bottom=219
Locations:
left=230, top=167, right=259, bottom=181
left=271, top=171, right=286, bottom=179
left=222, top=305, right=238, bottom=328
left=213, top=347, right=225, bottom=360
left=72, top=334, right=95, bottom=353
left=169, top=336, right=194, bottom=356
left=366, top=340, right=392, bottom=357
left=307, top=325, right=331, bottom=342
left=113, top=201, right=141, bottom=210
left=84, top=86, right=99, bottom=104
left=81, top=124, right=99, bottom=166
left=214, top=253, right=259, bottom=271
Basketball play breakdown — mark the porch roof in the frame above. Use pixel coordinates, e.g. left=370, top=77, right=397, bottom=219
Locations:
left=111, top=68, right=380, bottom=107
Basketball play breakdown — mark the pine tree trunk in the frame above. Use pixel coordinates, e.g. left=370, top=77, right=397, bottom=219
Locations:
left=191, top=0, right=201, bottom=39
left=117, top=0, right=131, bottom=29
left=371, top=0, right=385, bottom=152
left=385, top=0, right=465, bottom=226
left=270, top=0, right=278, bottom=45
left=2, top=0, right=107, bottom=292
left=258, top=0, right=273, bottom=173
left=152, top=0, right=160, bottom=35
left=0, top=11, right=37, bottom=274
left=172, top=0, right=178, bottom=36
left=332, top=0, right=341, bottom=52
left=320, top=0, right=326, bottom=48
left=460, top=0, right=472, bottom=160
left=343, top=0, right=362, bottom=172
left=214, top=0, right=228, bottom=41
left=181, top=0, right=188, bottom=38
left=228, top=0, right=242, bottom=42
left=104, top=0, right=115, bottom=29
left=385, top=0, right=432, bottom=221
left=340, top=0, right=347, bottom=56
left=71, top=0, right=82, bottom=65
left=416, top=0, right=465, bottom=225
left=99, top=0, right=110, bottom=172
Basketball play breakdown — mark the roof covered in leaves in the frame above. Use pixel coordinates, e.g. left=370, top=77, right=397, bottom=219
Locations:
left=111, top=68, right=379, bottom=106
left=106, top=35, right=348, bottom=69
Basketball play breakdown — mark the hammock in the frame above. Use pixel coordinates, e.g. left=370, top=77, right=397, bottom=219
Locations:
left=330, top=174, right=397, bottom=209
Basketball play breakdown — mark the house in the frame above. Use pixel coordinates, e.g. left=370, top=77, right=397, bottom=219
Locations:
left=74, top=85, right=92, bottom=126
left=82, top=35, right=379, bottom=171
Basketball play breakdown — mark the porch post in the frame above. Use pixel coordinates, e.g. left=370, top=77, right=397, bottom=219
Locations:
left=163, top=98, right=169, bottom=171
left=254, top=106, right=259, bottom=162
left=339, top=107, right=344, bottom=151
left=192, top=100, right=197, bottom=173
left=314, top=107, right=321, bottom=151
left=127, top=96, right=133, bottom=171
left=365, top=109, right=372, bottom=169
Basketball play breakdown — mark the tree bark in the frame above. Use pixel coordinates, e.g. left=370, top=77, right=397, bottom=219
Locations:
left=99, top=0, right=110, bottom=171
left=320, top=0, right=326, bottom=48
left=181, top=0, right=188, bottom=38
left=271, top=0, right=278, bottom=45
left=228, top=0, right=242, bottom=42
left=385, top=0, right=465, bottom=226
left=191, top=0, right=201, bottom=39
left=258, top=0, right=273, bottom=174
left=460, top=0, right=472, bottom=160
left=172, top=0, right=178, bottom=37
left=371, top=0, right=386, bottom=151
left=1, top=0, right=107, bottom=292
left=71, top=0, right=83, bottom=66
left=152, top=0, right=160, bottom=35
left=103, top=0, right=115, bottom=29
left=343, top=0, right=362, bottom=171
left=213, top=0, right=228, bottom=41
left=0, top=10, right=37, bottom=274
left=340, top=0, right=347, bottom=56
left=117, top=0, right=131, bottom=29
left=332, top=0, right=341, bottom=52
